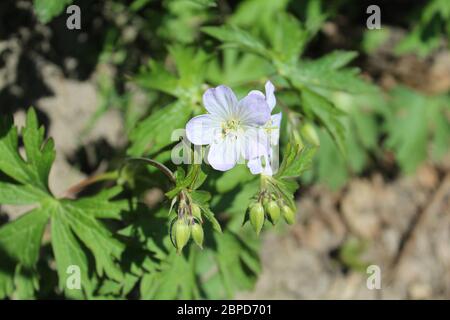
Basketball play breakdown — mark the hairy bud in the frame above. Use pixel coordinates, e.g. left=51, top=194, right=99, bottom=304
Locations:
left=172, top=219, right=191, bottom=253
left=266, top=201, right=280, bottom=224
left=191, top=203, right=202, bottom=222
left=249, top=203, right=265, bottom=235
left=191, top=222, right=204, bottom=249
left=282, top=205, right=296, bottom=225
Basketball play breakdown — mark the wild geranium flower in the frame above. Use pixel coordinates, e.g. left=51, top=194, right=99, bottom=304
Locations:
left=247, top=81, right=282, bottom=176
left=186, top=85, right=271, bottom=171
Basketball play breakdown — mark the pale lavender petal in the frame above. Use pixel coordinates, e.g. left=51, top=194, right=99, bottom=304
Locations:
left=262, top=160, right=274, bottom=176
left=271, top=112, right=282, bottom=128
left=269, top=112, right=282, bottom=144
left=236, top=93, right=271, bottom=126
left=265, top=81, right=276, bottom=111
left=247, top=90, right=265, bottom=99
left=207, top=138, right=239, bottom=171
left=186, top=114, right=220, bottom=145
left=247, top=157, right=263, bottom=175
left=247, top=154, right=273, bottom=176
left=243, top=127, right=269, bottom=160
left=203, top=85, right=238, bottom=119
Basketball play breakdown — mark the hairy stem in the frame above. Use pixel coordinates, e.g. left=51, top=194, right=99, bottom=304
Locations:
left=124, top=157, right=176, bottom=184
left=63, top=171, right=118, bottom=198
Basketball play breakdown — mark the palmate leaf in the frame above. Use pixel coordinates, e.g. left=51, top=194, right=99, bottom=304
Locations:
left=134, top=46, right=209, bottom=99
left=206, top=49, right=273, bottom=87
left=0, top=110, right=55, bottom=193
left=276, top=143, right=316, bottom=179
left=301, top=89, right=346, bottom=154
left=202, top=25, right=271, bottom=59
left=122, top=207, right=202, bottom=299
left=134, top=60, right=179, bottom=96
left=212, top=231, right=260, bottom=298
left=0, top=208, right=48, bottom=299
left=311, top=92, right=386, bottom=189
left=290, top=51, right=376, bottom=95
left=0, top=108, right=128, bottom=299
left=130, top=46, right=209, bottom=157
left=270, top=143, right=316, bottom=210
left=140, top=248, right=200, bottom=299
left=264, top=12, right=309, bottom=64
left=128, top=101, right=192, bottom=156
left=385, top=87, right=450, bottom=173
left=230, top=0, right=289, bottom=28
left=395, top=0, right=450, bottom=58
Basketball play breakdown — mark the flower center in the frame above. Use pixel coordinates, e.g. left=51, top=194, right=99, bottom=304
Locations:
left=222, top=119, right=242, bottom=138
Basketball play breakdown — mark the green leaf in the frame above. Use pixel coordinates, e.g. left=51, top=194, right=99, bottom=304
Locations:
left=52, top=197, right=127, bottom=282
left=394, top=0, right=449, bottom=58
left=191, top=190, right=212, bottom=204
left=310, top=92, right=386, bottom=189
left=289, top=51, right=375, bottom=95
left=314, top=130, right=349, bottom=189
left=213, top=231, right=260, bottom=297
left=0, top=182, right=48, bottom=205
left=187, top=0, right=217, bottom=8
left=135, top=46, right=208, bottom=100
left=0, top=208, right=49, bottom=299
left=202, top=25, right=271, bottom=59
left=199, top=205, right=222, bottom=233
left=128, top=101, right=192, bottom=156
left=140, top=248, right=200, bottom=299
left=362, top=28, right=390, bottom=54
left=230, top=0, right=289, bottom=28
left=276, top=143, right=316, bottom=178
left=385, top=87, right=449, bottom=173
left=0, top=108, right=128, bottom=299
left=207, top=49, right=273, bottom=86
left=302, top=89, right=346, bottom=154
left=215, top=164, right=254, bottom=193
left=134, top=61, right=179, bottom=96
left=266, top=13, right=308, bottom=64
left=166, top=164, right=207, bottom=199
left=169, top=45, right=209, bottom=90
left=432, top=109, right=450, bottom=160
left=0, top=109, right=55, bottom=192
left=51, top=212, right=92, bottom=299
left=33, top=0, right=74, bottom=23
left=303, top=0, right=328, bottom=37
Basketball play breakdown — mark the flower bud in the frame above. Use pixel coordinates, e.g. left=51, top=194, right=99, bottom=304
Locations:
left=266, top=201, right=280, bottom=225
left=249, top=203, right=265, bottom=235
left=173, top=219, right=191, bottom=253
left=191, top=222, right=204, bottom=249
left=301, top=122, right=320, bottom=146
left=191, top=203, right=202, bottom=222
left=282, top=205, right=296, bottom=225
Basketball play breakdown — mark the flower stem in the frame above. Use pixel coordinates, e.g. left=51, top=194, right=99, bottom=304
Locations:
left=63, top=171, right=118, bottom=198
left=124, top=157, right=176, bottom=184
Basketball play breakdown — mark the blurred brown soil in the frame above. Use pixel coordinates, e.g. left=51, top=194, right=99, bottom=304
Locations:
left=238, top=163, right=450, bottom=299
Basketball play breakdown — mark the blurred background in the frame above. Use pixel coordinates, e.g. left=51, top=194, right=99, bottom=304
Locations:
left=0, top=0, right=449, bottom=299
